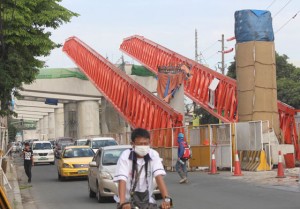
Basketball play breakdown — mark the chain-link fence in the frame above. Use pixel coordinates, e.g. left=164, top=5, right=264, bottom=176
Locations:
left=210, top=123, right=232, bottom=171
left=236, top=121, right=264, bottom=151
left=236, top=120, right=273, bottom=170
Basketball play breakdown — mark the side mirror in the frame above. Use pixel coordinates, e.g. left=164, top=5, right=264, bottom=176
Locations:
left=89, top=161, right=97, bottom=167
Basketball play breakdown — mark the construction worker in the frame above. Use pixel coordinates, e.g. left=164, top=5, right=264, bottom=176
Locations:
left=175, top=133, right=189, bottom=183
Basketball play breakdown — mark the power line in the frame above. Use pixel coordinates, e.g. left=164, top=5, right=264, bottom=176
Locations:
left=275, top=10, right=300, bottom=33
left=200, top=41, right=218, bottom=53
left=266, top=0, right=277, bottom=9
left=205, top=51, right=219, bottom=60
left=273, top=0, right=293, bottom=18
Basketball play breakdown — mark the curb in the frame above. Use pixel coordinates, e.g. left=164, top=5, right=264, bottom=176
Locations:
left=7, top=162, right=24, bottom=209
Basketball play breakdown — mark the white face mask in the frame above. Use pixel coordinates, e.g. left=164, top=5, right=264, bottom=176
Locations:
left=134, top=145, right=150, bottom=157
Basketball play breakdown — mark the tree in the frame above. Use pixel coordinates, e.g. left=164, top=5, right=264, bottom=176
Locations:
left=194, top=105, right=219, bottom=125
left=0, top=0, right=78, bottom=116
left=8, top=121, right=18, bottom=142
left=227, top=52, right=300, bottom=108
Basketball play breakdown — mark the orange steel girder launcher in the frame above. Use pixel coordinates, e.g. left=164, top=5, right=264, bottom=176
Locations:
left=120, top=35, right=237, bottom=123
left=120, top=35, right=300, bottom=159
left=63, top=37, right=183, bottom=147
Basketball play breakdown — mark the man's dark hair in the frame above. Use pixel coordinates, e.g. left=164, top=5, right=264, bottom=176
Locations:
left=25, top=142, right=30, bottom=146
left=131, top=128, right=150, bottom=142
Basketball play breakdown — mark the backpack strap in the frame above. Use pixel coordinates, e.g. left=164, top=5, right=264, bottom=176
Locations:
left=128, top=150, right=151, bottom=189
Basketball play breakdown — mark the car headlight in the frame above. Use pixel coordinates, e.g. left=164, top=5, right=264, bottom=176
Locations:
left=63, top=163, right=72, bottom=168
left=100, top=171, right=113, bottom=180
left=33, top=153, right=39, bottom=156
left=48, top=152, right=54, bottom=156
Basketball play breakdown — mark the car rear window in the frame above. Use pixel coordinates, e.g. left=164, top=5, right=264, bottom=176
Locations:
left=102, top=148, right=127, bottom=166
left=76, top=140, right=87, bottom=146
left=63, top=148, right=94, bottom=158
left=91, top=140, right=117, bottom=149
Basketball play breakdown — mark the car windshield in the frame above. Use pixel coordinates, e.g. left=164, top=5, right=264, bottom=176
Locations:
left=63, top=148, right=94, bottom=158
left=92, top=140, right=117, bottom=149
left=32, top=143, right=52, bottom=150
left=102, top=148, right=127, bottom=166
left=77, top=140, right=87, bottom=146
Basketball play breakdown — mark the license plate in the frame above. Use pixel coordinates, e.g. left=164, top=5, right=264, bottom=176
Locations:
left=39, top=157, right=48, bottom=160
left=78, top=170, right=87, bottom=174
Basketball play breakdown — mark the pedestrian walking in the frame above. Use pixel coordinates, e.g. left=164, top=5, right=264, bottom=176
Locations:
left=22, top=142, right=34, bottom=183
left=114, top=128, right=172, bottom=209
left=175, top=132, right=191, bottom=184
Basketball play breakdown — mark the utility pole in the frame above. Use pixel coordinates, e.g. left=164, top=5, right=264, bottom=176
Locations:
left=195, top=29, right=198, bottom=62
left=219, top=34, right=225, bottom=75
left=195, top=29, right=202, bottom=64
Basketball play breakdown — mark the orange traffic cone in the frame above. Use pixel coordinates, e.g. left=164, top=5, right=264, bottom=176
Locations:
left=209, top=153, right=219, bottom=175
left=233, top=151, right=243, bottom=176
left=276, top=151, right=286, bottom=178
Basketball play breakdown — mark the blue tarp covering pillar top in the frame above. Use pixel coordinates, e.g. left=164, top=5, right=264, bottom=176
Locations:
left=234, top=10, right=274, bottom=43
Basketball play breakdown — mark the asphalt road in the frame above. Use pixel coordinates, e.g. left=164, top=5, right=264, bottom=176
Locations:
left=15, top=155, right=300, bottom=209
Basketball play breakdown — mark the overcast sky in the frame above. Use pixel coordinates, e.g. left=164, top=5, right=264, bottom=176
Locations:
left=44, top=0, right=300, bottom=71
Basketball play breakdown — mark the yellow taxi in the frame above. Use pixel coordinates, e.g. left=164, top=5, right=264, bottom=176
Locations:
left=57, top=146, right=94, bottom=180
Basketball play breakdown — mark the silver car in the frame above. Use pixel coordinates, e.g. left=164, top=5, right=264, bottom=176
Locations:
left=87, top=145, right=161, bottom=203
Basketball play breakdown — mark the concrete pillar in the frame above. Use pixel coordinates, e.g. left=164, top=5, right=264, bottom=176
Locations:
left=64, top=102, right=77, bottom=138
left=48, top=112, right=55, bottom=139
left=36, top=120, right=40, bottom=133
left=169, top=85, right=185, bottom=117
left=294, top=112, right=300, bottom=141
left=100, top=98, right=109, bottom=134
left=77, top=101, right=100, bottom=138
left=39, top=118, right=44, bottom=140
left=55, top=108, right=64, bottom=138
left=43, top=115, right=49, bottom=141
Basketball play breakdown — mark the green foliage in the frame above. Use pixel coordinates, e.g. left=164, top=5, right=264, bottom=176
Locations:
left=8, top=121, right=18, bottom=142
left=226, top=61, right=236, bottom=79
left=0, top=0, right=78, bottom=116
left=194, top=106, right=219, bottom=125
left=227, top=52, right=300, bottom=108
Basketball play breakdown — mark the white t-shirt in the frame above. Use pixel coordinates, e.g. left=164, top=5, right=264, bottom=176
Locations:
left=113, top=148, right=166, bottom=203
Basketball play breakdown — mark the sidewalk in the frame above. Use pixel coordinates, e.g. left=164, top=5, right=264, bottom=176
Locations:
left=4, top=157, right=23, bottom=209
left=5, top=154, right=38, bottom=209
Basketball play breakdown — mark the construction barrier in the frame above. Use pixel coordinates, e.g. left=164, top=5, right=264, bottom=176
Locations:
left=210, top=124, right=232, bottom=171
left=239, top=150, right=270, bottom=171
left=189, top=125, right=211, bottom=168
left=0, top=185, right=11, bottom=209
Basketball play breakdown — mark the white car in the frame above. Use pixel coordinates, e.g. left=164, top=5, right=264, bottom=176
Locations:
left=86, top=137, right=118, bottom=153
left=87, top=145, right=161, bottom=203
left=32, top=141, right=55, bottom=165
left=74, top=139, right=88, bottom=146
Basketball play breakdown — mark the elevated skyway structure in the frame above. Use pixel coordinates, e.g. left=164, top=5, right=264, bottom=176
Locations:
left=63, top=37, right=183, bottom=146
left=14, top=64, right=158, bottom=140
left=120, top=35, right=300, bottom=158
left=13, top=68, right=104, bottom=140
left=14, top=100, right=63, bottom=109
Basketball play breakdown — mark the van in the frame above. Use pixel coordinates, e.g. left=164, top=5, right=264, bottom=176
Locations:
left=32, top=141, right=55, bottom=165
